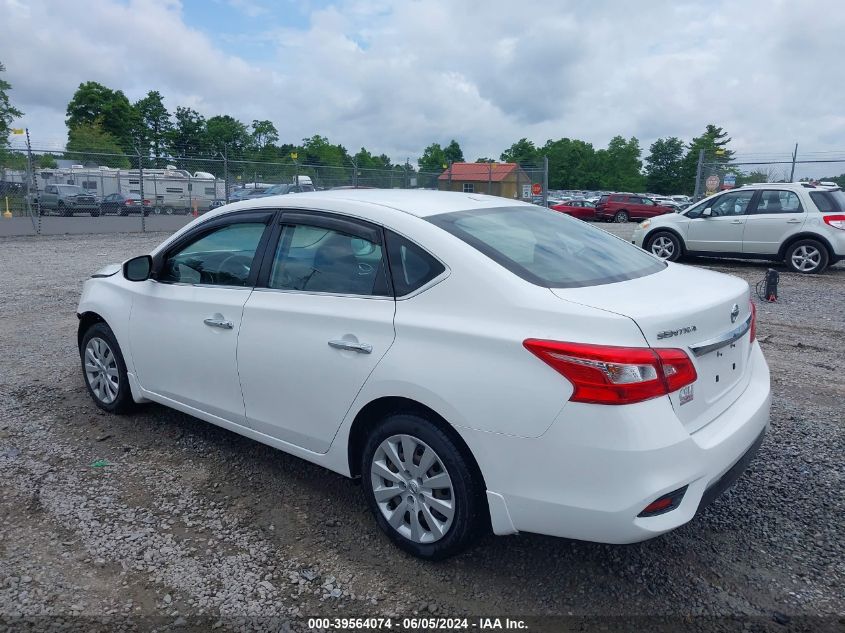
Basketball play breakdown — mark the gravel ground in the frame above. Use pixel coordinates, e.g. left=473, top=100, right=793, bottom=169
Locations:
left=0, top=229, right=843, bottom=632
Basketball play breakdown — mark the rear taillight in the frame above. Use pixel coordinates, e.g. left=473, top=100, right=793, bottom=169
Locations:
left=749, top=301, right=757, bottom=343
left=823, top=214, right=845, bottom=230
left=125, top=199, right=134, bottom=205
left=523, top=340, right=697, bottom=405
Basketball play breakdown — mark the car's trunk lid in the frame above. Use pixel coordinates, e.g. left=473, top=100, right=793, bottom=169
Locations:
left=551, top=263, right=753, bottom=433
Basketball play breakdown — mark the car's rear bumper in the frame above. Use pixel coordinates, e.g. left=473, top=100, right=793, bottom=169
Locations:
left=462, top=342, right=771, bottom=543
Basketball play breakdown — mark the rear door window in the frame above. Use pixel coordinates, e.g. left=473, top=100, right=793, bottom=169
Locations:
left=429, top=206, right=665, bottom=288
left=753, top=190, right=803, bottom=214
left=268, top=221, right=390, bottom=296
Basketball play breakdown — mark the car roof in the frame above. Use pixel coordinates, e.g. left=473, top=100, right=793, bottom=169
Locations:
left=206, top=189, right=528, bottom=221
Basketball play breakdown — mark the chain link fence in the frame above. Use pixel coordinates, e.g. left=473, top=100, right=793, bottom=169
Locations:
left=694, top=151, right=845, bottom=201
left=0, top=147, right=548, bottom=236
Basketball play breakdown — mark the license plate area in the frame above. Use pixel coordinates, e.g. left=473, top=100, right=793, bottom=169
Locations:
left=692, top=340, right=747, bottom=406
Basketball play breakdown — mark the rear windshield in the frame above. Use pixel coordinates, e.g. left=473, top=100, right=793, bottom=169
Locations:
left=428, top=206, right=665, bottom=288
left=810, top=190, right=845, bottom=212
left=58, top=185, right=84, bottom=194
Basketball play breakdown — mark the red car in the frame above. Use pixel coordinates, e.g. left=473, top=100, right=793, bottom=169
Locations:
left=550, top=199, right=596, bottom=220
left=594, top=193, right=674, bottom=223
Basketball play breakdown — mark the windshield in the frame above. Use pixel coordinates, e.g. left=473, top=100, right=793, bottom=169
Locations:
left=58, top=185, right=84, bottom=194
left=429, top=206, right=665, bottom=288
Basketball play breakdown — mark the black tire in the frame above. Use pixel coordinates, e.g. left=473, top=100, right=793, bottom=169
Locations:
left=361, top=413, right=486, bottom=560
left=79, top=322, right=134, bottom=414
left=58, top=202, right=71, bottom=217
left=646, top=231, right=683, bottom=262
left=784, top=239, right=829, bottom=274
left=613, top=210, right=629, bottom=223
left=119, top=209, right=128, bottom=217
left=90, top=209, right=101, bottom=217
left=164, top=206, right=175, bottom=216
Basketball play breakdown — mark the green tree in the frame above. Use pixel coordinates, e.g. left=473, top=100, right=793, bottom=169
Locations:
left=169, top=107, right=207, bottom=157
left=500, top=138, right=540, bottom=164
left=206, top=115, right=250, bottom=156
left=681, top=124, right=735, bottom=195
left=541, top=137, right=598, bottom=189
left=475, top=157, right=496, bottom=163
left=418, top=142, right=447, bottom=172
left=66, top=122, right=130, bottom=168
left=0, top=61, right=23, bottom=148
left=599, top=136, right=645, bottom=191
left=443, top=139, right=464, bottom=164
left=65, top=81, right=135, bottom=151
left=37, top=153, right=58, bottom=168
left=134, top=90, right=172, bottom=163
left=645, top=137, right=685, bottom=194
left=250, top=120, right=278, bottom=150
left=300, top=134, right=349, bottom=167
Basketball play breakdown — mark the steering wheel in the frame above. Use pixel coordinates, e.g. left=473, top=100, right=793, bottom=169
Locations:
left=215, top=254, right=252, bottom=285
left=357, top=262, right=375, bottom=276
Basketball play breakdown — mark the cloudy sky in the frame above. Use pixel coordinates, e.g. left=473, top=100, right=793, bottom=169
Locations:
left=2, top=0, right=845, bottom=169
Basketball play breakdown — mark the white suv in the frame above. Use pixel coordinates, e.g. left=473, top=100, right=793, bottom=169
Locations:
left=632, top=183, right=845, bottom=273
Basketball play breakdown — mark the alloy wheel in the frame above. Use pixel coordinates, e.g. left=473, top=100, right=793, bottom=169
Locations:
left=84, top=337, right=119, bottom=404
left=369, top=434, right=455, bottom=544
left=651, top=235, right=675, bottom=259
left=791, top=245, right=821, bottom=272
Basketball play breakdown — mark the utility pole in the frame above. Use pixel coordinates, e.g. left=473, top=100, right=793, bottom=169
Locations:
left=789, top=143, right=798, bottom=182
left=487, top=161, right=493, bottom=194
left=692, top=148, right=705, bottom=200
left=352, top=158, right=358, bottom=188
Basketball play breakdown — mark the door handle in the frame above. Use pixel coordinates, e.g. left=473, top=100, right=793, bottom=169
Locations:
left=730, top=219, right=744, bottom=224
left=203, top=317, right=233, bottom=330
left=328, top=339, right=373, bottom=354
left=786, top=219, right=802, bottom=224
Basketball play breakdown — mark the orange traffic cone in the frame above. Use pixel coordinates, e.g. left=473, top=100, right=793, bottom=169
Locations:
left=192, top=200, right=199, bottom=218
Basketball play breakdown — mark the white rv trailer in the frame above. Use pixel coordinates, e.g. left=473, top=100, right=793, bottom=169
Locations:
left=32, top=165, right=225, bottom=214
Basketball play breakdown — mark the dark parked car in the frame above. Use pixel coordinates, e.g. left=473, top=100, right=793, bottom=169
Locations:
left=594, top=194, right=674, bottom=223
left=551, top=199, right=596, bottom=220
left=99, top=193, right=152, bottom=216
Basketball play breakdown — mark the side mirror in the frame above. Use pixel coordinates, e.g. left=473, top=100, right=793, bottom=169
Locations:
left=123, top=255, right=152, bottom=282
left=701, top=208, right=713, bottom=217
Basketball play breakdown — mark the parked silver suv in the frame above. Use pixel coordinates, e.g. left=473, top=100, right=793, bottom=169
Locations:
left=632, top=183, right=845, bottom=273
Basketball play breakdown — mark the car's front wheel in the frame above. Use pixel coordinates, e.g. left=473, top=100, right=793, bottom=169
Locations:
left=647, top=231, right=682, bottom=261
left=785, top=239, right=828, bottom=274
left=80, top=322, right=134, bottom=414
left=361, top=413, right=485, bottom=560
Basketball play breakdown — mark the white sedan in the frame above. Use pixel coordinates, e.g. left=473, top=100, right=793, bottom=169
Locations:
left=77, top=190, right=771, bottom=559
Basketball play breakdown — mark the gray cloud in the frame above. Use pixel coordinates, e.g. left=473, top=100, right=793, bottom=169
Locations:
left=2, top=0, right=844, bottom=165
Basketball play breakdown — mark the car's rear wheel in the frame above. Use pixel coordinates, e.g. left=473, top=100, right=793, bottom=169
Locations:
left=614, top=210, right=629, bottom=223
left=361, top=413, right=485, bottom=560
left=58, top=202, right=71, bottom=217
left=80, top=322, right=133, bottom=414
left=164, top=206, right=175, bottom=216
left=647, top=231, right=682, bottom=261
left=785, top=239, right=828, bottom=274
left=90, top=209, right=101, bottom=217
